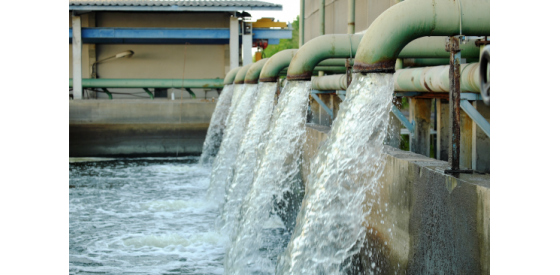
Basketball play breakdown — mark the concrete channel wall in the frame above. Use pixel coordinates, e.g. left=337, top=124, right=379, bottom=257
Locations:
left=69, top=100, right=215, bottom=157
left=303, top=124, right=490, bottom=274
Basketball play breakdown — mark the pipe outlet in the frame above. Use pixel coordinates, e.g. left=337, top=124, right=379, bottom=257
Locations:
left=245, top=58, right=270, bottom=84
left=479, top=45, right=490, bottom=105
left=260, top=50, right=298, bottom=82
left=353, top=0, right=490, bottom=73
left=234, top=64, right=252, bottom=84
left=224, top=67, right=241, bottom=85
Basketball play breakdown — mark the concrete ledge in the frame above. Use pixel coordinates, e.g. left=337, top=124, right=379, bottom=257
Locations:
left=303, top=125, right=490, bottom=274
left=69, top=100, right=215, bottom=157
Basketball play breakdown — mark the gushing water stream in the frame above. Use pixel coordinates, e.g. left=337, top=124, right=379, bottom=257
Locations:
left=224, top=81, right=311, bottom=275
left=276, top=73, right=394, bottom=274
left=219, top=82, right=278, bottom=235
left=207, top=84, right=259, bottom=206
left=200, top=84, right=235, bottom=164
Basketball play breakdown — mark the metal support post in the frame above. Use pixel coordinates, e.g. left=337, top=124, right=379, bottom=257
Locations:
left=391, top=105, right=415, bottom=137
left=142, top=88, right=155, bottom=99
left=229, top=16, right=240, bottom=69
left=72, top=14, right=83, bottom=99
left=445, top=36, right=472, bottom=175
left=311, top=90, right=334, bottom=120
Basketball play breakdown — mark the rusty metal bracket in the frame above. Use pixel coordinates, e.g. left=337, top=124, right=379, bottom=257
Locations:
left=345, top=58, right=353, bottom=88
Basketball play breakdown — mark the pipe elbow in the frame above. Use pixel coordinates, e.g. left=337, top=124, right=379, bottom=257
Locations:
left=287, top=34, right=362, bottom=81
left=224, top=67, right=241, bottom=85
left=259, top=50, right=298, bottom=82
left=244, top=58, right=269, bottom=84
left=233, top=65, right=252, bottom=84
left=353, top=0, right=490, bottom=73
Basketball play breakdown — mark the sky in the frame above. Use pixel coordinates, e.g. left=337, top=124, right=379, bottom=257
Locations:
left=247, top=0, right=301, bottom=24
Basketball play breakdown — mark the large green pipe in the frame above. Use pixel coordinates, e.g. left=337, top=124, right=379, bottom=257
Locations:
left=260, top=49, right=298, bottom=82
left=353, top=0, right=490, bottom=73
left=233, top=64, right=252, bottom=84
left=244, top=58, right=269, bottom=84
left=280, top=66, right=347, bottom=76
left=224, top=67, right=241, bottom=85
left=399, top=37, right=481, bottom=59
left=287, top=34, right=363, bottom=81
left=394, top=63, right=481, bottom=92
left=69, top=78, right=224, bottom=89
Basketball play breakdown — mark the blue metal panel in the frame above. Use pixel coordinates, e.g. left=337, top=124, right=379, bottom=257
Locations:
left=253, top=29, right=292, bottom=39
left=460, top=100, right=490, bottom=138
left=310, top=93, right=334, bottom=119
left=267, top=39, right=280, bottom=45
left=70, top=28, right=291, bottom=45
left=391, top=105, right=415, bottom=137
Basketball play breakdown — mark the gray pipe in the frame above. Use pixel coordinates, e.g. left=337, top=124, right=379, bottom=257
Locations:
left=312, top=74, right=348, bottom=91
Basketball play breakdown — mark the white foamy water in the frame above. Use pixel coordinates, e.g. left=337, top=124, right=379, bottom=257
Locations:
left=220, top=82, right=278, bottom=235
left=69, top=157, right=226, bottom=275
left=276, top=73, right=394, bottom=274
left=207, top=84, right=259, bottom=206
left=200, top=84, right=235, bottom=164
left=224, top=81, right=311, bottom=275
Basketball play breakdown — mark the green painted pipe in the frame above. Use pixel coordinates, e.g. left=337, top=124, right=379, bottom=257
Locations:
left=69, top=78, right=224, bottom=89
left=394, top=63, right=481, bottom=93
left=299, top=0, right=305, bottom=47
left=353, top=0, right=490, bottom=73
left=280, top=66, right=347, bottom=75
left=317, top=59, right=354, bottom=67
left=402, top=58, right=451, bottom=68
left=399, top=37, right=481, bottom=59
left=260, top=49, right=298, bottom=82
left=244, top=58, right=269, bottom=84
left=234, top=64, right=252, bottom=84
left=287, top=34, right=363, bottom=81
left=224, top=67, right=241, bottom=85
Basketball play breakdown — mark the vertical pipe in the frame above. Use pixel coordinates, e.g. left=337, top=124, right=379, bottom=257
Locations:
left=471, top=100, right=477, bottom=170
left=448, top=36, right=462, bottom=174
left=72, top=14, right=83, bottom=99
left=320, top=0, right=325, bottom=35
left=347, top=0, right=355, bottom=34
left=229, top=16, right=239, bottom=69
left=436, top=99, right=442, bottom=159
left=299, top=0, right=305, bottom=47
left=410, top=98, right=432, bottom=157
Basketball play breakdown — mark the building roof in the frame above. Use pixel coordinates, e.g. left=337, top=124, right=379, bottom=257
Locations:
left=69, top=0, right=282, bottom=11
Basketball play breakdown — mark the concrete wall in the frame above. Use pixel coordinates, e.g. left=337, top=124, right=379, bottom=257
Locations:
left=69, top=100, right=216, bottom=157
left=303, top=125, right=490, bottom=274
left=69, top=12, right=230, bottom=99
left=303, top=0, right=393, bottom=42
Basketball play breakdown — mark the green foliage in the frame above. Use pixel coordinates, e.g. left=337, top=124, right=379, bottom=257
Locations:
left=258, top=16, right=300, bottom=59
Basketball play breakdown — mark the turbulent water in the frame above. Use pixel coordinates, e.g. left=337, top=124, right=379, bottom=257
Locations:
left=200, top=85, right=235, bottom=164
left=219, top=82, right=278, bottom=235
left=276, top=73, right=394, bottom=274
left=207, top=84, right=259, bottom=206
left=224, top=81, right=311, bottom=275
left=69, top=157, right=227, bottom=275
